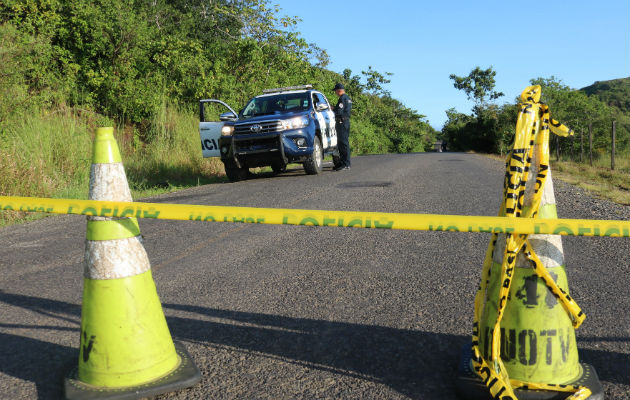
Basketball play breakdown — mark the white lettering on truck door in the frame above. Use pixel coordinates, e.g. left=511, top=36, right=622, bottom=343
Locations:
left=199, top=122, right=224, bottom=158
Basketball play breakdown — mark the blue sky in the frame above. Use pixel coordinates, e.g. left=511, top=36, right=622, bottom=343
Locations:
left=274, top=0, right=629, bottom=129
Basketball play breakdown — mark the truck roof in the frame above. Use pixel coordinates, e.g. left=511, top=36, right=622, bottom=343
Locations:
left=262, top=84, right=313, bottom=94
left=256, top=90, right=314, bottom=98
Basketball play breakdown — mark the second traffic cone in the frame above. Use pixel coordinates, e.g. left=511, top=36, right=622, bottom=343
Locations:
left=480, top=168, right=575, bottom=383
left=456, top=86, right=602, bottom=400
left=472, top=172, right=602, bottom=399
left=65, top=127, right=201, bottom=399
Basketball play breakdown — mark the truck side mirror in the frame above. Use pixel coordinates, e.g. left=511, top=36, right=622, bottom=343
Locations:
left=219, top=111, right=238, bottom=121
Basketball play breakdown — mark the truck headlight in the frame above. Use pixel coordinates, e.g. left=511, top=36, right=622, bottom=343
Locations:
left=282, top=116, right=309, bottom=130
left=221, top=125, right=234, bottom=136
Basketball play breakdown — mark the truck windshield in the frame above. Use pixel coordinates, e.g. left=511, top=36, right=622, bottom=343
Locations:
left=240, top=92, right=311, bottom=119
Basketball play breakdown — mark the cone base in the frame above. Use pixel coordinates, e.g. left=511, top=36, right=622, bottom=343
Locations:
left=64, top=342, right=201, bottom=400
left=455, top=345, right=603, bottom=400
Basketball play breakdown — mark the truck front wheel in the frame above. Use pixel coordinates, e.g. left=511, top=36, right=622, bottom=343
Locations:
left=271, top=162, right=287, bottom=174
left=224, top=162, right=248, bottom=182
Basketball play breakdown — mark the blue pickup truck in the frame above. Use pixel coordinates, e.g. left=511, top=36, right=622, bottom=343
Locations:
left=199, top=85, right=341, bottom=182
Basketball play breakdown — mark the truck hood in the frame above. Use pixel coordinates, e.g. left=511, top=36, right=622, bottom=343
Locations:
left=236, top=111, right=310, bottom=124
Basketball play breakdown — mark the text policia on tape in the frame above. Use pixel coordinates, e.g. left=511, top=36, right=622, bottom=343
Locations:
left=1, top=196, right=629, bottom=238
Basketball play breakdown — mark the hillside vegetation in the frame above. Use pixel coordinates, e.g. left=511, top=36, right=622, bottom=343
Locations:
left=442, top=68, right=629, bottom=204
left=581, top=77, right=630, bottom=112
left=442, top=68, right=629, bottom=160
left=0, top=0, right=436, bottom=223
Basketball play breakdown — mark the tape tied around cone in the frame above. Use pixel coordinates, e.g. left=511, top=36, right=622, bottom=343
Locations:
left=457, top=87, right=602, bottom=400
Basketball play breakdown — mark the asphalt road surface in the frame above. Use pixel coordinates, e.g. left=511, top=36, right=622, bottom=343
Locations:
left=1, top=153, right=629, bottom=400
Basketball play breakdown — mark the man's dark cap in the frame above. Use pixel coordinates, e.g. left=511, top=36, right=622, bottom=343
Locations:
left=333, top=83, right=345, bottom=91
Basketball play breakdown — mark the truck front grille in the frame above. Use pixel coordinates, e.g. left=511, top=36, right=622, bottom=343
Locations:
left=234, top=120, right=283, bottom=135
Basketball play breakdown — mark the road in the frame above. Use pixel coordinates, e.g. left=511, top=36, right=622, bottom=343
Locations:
left=0, top=152, right=628, bottom=399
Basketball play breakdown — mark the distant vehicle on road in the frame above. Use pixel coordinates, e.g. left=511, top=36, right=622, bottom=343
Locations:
left=199, top=85, right=341, bottom=182
left=433, top=140, right=447, bottom=152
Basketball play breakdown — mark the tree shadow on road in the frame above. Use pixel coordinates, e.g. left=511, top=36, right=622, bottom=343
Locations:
left=0, top=332, right=75, bottom=399
left=162, top=303, right=630, bottom=397
left=0, top=291, right=80, bottom=399
left=0, top=291, right=80, bottom=326
left=579, top=347, right=630, bottom=386
left=0, top=291, right=627, bottom=399
left=163, top=303, right=467, bottom=398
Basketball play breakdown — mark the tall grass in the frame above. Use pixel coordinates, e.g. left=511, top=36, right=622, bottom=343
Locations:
left=553, top=146, right=630, bottom=171
left=123, top=103, right=225, bottom=194
left=484, top=150, right=630, bottom=205
left=552, top=150, right=630, bottom=205
left=0, top=105, right=225, bottom=226
left=0, top=108, right=97, bottom=199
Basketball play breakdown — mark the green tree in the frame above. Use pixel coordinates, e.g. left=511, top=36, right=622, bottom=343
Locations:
left=1, top=0, right=436, bottom=155
left=530, top=76, right=617, bottom=158
left=0, top=23, right=63, bottom=124
left=361, top=66, right=393, bottom=96
left=449, top=66, right=504, bottom=113
left=444, top=66, right=510, bottom=153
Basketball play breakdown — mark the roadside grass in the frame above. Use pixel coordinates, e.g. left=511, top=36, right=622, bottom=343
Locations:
left=122, top=104, right=226, bottom=195
left=0, top=105, right=227, bottom=227
left=481, top=152, right=630, bottom=205
left=551, top=157, right=630, bottom=205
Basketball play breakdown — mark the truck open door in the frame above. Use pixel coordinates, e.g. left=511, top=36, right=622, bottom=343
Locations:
left=199, top=99, right=238, bottom=158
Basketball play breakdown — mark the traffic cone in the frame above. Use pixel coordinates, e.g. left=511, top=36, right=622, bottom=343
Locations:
left=456, top=122, right=603, bottom=398
left=65, top=127, right=201, bottom=399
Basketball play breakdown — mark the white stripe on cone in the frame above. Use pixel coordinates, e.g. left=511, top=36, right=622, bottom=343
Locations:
left=85, top=162, right=150, bottom=280
left=85, top=238, right=151, bottom=280
left=89, top=163, right=133, bottom=202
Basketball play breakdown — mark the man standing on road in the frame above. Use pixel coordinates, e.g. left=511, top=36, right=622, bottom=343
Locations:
left=333, top=83, right=352, bottom=171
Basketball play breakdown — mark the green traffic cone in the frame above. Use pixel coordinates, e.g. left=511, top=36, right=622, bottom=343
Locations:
left=65, top=127, right=201, bottom=399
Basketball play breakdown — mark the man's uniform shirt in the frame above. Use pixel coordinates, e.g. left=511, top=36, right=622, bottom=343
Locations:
left=334, top=94, right=352, bottom=125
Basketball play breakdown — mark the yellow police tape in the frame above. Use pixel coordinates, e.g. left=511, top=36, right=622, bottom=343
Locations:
left=1, top=195, right=629, bottom=238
